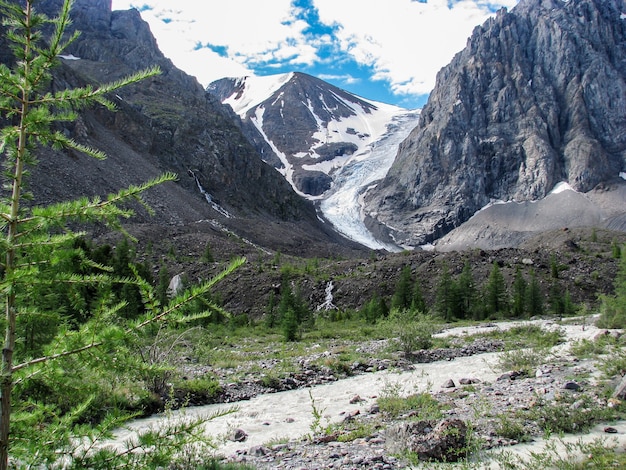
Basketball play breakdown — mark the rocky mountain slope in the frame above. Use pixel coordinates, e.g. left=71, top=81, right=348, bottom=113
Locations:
left=208, top=73, right=420, bottom=251
left=365, top=0, right=626, bottom=248
left=0, top=0, right=364, bottom=258
left=208, top=73, right=412, bottom=199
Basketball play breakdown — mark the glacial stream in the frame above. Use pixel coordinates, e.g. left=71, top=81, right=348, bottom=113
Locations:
left=101, top=321, right=624, bottom=462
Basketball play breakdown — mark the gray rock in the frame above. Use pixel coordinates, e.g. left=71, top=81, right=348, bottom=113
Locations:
left=442, top=379, right=456, bottom=389
left=409, top=419, right=468, bottom=462
left=230, top=428, right=248, bottom=442
left=563, top=381, right=582, bottom=391
left=459, top=378, right=481, bottom=385
left=365, top=0, right=626, bottom=247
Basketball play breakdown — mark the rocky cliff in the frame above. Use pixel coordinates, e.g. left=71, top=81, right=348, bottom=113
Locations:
left=365, top=0, right=626, bottom=247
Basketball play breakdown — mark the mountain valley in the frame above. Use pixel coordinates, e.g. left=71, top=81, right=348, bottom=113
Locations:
left=3, top=1, right=626, bottom=468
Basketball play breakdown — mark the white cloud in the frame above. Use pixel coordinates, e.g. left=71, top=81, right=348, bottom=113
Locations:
left=111, top=0, right=519, bottom=99
left=312, top=0, right=518, bottom=96
left=112, top=0, right=311, bottom=83
left=318, top=74, right=361, bottom=85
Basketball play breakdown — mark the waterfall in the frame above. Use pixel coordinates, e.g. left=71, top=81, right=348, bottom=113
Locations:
left=188, top=169, right=232, bottom=218
left=316, top=280, right=336, bottom=311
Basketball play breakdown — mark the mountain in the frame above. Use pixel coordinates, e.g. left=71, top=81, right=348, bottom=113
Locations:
left=208, top=73, right=412, bottom=199
left=0, top=0, right=364, bottom=258
left=208, top=72, right=420, bottom=250
left=365, top=0, right=626, bottom=248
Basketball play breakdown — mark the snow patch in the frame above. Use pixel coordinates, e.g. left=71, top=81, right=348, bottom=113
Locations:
left=549, top=181, right=577, bottom=195
left=620, top=171, right=626, bottom=180
left=59, top=54, right=80, bottom=60
left=224, top=73, right=293, bottom=117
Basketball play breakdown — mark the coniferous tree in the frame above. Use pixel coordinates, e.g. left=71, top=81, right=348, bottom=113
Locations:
left=563, top=289, right=576, bottom=317
left=526, top=269, right=544, bottom=317
left=202, top=243, right=214, bottom=263
left=156, top=264, right=170, bottom=308
left=0, top=1, right=245, bottom=466
left=549, top=281, right=565, bottom=317
left=365, top=293, right=390, bottom=323
left=455, top=261, right=476, bottom=319
left=277, top=278, right=311, bottom=339
left=550, top=253, right=559, bottom=279
left=612, top=240, right=622, bottom=259
left=265, top=290, right=277, bottom=328
left=410, top=277, right=426, bottom=314
left=391, top=265, right=413, bottom=311
left=485, top=262, right=508, bottom=317
left=281, top=307, right=299, bottom=341
left=435, top=262, right=455, bottom=321
left=598, top=247, right=626, bottom=328
left=512, top=265, right=527, bottom=318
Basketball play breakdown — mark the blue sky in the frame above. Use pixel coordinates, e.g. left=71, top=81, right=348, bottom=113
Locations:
left=111, top=0, right=519, bottom=109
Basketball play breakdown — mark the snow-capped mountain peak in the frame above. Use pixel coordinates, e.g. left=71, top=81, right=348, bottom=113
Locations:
left=217, top=73, right=294, bottom=117
left=208, top=72, right=420, bottom=250
left=209, top=72, right=410, bottom=198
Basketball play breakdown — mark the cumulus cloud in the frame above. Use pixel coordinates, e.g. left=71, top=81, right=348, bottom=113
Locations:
left=111, top=0, right=518, bottom=103
left=312, top=0, right=518, bottom=95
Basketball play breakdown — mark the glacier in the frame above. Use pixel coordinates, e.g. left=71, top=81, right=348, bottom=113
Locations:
left=216, top=72, right=421, bottom=251
left=318, top=110, right=420, bottom=251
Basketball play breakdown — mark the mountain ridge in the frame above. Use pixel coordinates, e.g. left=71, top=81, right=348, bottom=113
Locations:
left=0, top=0, right=366, bottom=258
left=208, top=72, right=410, bottom=199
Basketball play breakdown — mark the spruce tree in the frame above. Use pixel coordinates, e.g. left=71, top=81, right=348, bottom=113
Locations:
left=363, top=293, right=389, bottom=324
left=391, top=265, right=413, bottom=311
left=512, top=265, right=527, bottom=318
left=410, top=277, right=426, bottom=314
left=435, top=262, right=454, bottom=321
left=526, top=269, right=544, bottom=317
left=455, top=261, right=476, bottom=319
left=485, top=262, right=508, bottom=317
left=549, top=281, right=565, bottom=317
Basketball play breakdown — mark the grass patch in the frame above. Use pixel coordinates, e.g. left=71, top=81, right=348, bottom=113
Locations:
left=334, top=420, right=376, bottom=442
left=493, top=437, right=626, bottom=470
left=519, top=393, right=621, bottom=435
left=494, top=413, right=531, bottom=442
left=569, top=334, right=623, bottom=359
left=377, top=382, right=443, bottom=420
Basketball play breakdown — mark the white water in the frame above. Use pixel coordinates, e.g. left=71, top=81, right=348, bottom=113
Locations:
left=107, top=351, right=503, bottom=459
left=101, top=320, right=620, bottom=462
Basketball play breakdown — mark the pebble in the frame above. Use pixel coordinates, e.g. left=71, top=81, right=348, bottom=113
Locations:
left=563, top=381, right=582, bottom=391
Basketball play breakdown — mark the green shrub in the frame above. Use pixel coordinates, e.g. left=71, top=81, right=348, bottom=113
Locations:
left=494, top=414, right=530, bottom=442
left=377, top=382, right=442, bottom=420
left=388, top=310, right=438, bottom=355
left=174, top=375, right=222, bottom=402
left=497, top=347, right=549, bottom=375
left=520, top=394, right=619, bottom=435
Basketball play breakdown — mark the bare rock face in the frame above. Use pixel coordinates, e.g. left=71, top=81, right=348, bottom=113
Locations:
left=366, top=0, right=626, bottom=247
